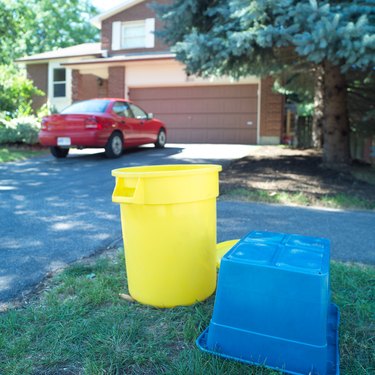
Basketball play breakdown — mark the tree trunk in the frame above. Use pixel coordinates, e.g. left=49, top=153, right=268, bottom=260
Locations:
left=312, top=65, right=324, bottom=149
left=322, top=60, right=351, bottom=168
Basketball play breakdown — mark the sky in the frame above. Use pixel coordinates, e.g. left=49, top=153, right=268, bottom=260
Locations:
left=91, top=0, right=125, bottom=11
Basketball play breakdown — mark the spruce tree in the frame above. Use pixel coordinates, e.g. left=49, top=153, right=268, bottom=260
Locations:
left=156, top=0, right=375, bottom=167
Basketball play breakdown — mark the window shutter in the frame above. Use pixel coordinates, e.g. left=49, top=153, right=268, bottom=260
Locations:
left=144, top=18, right=155, bottom=48
left=112, top=21, right=122, bottom=51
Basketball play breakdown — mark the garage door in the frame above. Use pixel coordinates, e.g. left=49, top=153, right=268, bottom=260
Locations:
left=129, top=85, right=258, bottom=144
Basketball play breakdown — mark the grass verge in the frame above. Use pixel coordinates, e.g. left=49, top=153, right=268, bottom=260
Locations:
left=0, top=249, right=374, bottom=374
left=223, top=188, right=375, bottom=211
left=0, top=147, right=47, bottom=163
left=351, top=166, right=375, bottom=186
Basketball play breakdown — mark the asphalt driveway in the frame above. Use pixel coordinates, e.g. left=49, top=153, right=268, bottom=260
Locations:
left=1, top=144, right=374, bottom=304
left=0, top=144, right=254, bottom=303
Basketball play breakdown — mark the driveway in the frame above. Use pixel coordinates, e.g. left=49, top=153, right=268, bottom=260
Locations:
left=1, top=144, right=374, bottom=304
left=0, top=144, right=254, bottom=303
left=218, top=201, right=375, bottom=265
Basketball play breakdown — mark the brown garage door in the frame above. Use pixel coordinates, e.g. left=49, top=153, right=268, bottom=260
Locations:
left=129, top=85, right=258, bottom=144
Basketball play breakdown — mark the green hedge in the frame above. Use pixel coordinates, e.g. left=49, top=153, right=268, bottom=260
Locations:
left=0, top=116, right=41, bottom=145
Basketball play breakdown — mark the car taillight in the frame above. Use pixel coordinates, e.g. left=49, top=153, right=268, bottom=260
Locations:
left=41, top=118, right=48, bottom=130
left=85, top=116, right=102, bottom=130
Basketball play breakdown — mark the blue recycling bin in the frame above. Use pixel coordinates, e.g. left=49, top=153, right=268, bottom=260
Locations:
left=197, top=231, right=340, bottom=375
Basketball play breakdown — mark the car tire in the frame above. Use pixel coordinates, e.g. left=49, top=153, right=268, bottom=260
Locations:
left=50, top=146, right=69, bottom=158
left=105, top=132, right=123, bottom=158
left=155, top=129, right=166, bottom=149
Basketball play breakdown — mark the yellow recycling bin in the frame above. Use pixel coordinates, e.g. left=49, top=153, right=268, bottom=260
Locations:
left=112, top=164, right=222, bottom=308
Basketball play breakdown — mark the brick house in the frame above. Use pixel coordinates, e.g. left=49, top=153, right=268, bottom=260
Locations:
left=17, top=0, right=284, bottom=145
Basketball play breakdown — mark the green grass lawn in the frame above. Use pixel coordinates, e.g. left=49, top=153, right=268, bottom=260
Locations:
left=0, top=147, right=47, bottom=163
left=0, top=249, right=373, bottom=375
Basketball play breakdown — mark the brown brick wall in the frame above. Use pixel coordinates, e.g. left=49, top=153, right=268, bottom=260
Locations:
left=72, top=70, right=81, bottom=102
left=97, top=77, right=109, bottom=98
left=108, top=67, right=125, bottom=98
left=260, top=77, right=284, bottom=138
left=101, top=0, right=170, bottom=55
left=26, top=63, right=48, bottom=111
left=72, top=70, right=109, bottom=102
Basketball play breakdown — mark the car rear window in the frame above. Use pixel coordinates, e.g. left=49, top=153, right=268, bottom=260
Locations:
left=61, top=100, right=110, bottom=114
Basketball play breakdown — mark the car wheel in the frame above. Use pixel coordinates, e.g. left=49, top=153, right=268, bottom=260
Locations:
left=155, top=129, right=166, bottom=149
left=105, top=132, right=123, bottom=158
left=50, top=146, right=69, bottom=158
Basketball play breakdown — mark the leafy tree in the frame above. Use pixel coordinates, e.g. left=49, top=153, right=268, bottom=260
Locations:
left=0, top=0, right=20, bottom=64
left=156, top=0, right=375, bottom=167
left=0, top=0, right=99, bottom=117
left=12, top=0, right=99, bottom=59
left=272, top=65, right=324, bottom=148
left=0, top=65, right=43, bottom=118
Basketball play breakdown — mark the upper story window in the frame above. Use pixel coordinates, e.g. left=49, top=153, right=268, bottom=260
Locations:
left=112, top=18, right=155, bottom=50
left=53, top=68, right=66, bottom=98
left=122, top=20, right=146, bottom=49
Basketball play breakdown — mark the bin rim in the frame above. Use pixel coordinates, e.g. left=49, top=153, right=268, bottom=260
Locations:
left=112, top=164, right=222, bottom=178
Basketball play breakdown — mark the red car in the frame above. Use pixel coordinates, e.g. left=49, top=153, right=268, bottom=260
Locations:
left=39, top=98, right=167, bottom=158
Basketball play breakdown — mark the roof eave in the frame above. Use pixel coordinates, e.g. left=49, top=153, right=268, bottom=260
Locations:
left=91, top=0, right=146, bottom=29
left=16, top=53, right=103, bottom=64
left=62, top=53, right=176, bottom=67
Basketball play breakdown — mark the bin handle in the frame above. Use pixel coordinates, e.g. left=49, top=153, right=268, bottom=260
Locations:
left=112, top=177, right=143, bottom=204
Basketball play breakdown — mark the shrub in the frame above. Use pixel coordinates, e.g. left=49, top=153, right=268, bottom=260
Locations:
left=0, top=116, right=41, bottom=145
left=0, top=64, right=44, bottom=118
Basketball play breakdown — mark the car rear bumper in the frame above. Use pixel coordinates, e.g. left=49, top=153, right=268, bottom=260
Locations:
left=39, top=130, right=109, bottom=148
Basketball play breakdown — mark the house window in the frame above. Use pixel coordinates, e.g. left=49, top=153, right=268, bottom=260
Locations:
left=53, top=68, right=66, bottom=98
left=122, top=20, right=146, bottom=49
left=112, top=18, right=155, bottom=50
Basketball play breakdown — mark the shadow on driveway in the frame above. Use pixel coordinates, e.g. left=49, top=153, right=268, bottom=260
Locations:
left=0, top=144, right=255, bottom=303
